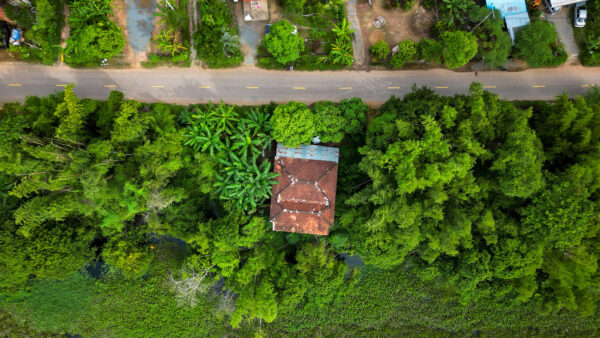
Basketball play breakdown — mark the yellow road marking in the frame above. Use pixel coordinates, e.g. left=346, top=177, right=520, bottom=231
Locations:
left=435, top=86, right=448, bottom=89
left=339, top=87, right=353, bottom=90
left=198, top=85, right=212, bottom=89
left=387, top=86, right=401, bottom=89
left=293, top=86, right=306, bottom=90
left=483, top=85, right=496, bottom=89
left=582, top=84, right=596, bottom=87
left=56, top=84, right=68, bottom=87
left=246, top=86, right=259, bottom=89
left=104, top=85, right=117, bottom=88
left=532, top=85, right=546, bottom=88
left=8, top=83, right=21, bottom=87
left=152, top=85, right=165, bottom=88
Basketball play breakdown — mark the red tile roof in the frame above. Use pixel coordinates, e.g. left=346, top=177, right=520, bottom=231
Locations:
left=270, top=147, right=339, bottom=236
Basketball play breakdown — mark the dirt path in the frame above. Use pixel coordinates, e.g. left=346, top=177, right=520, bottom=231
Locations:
left=346, top=0, right=366, bottom=66
left=111, top=0, right=137, bottom=66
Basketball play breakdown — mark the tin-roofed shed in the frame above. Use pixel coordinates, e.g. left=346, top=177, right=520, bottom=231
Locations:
left=486, top=0, right=531, bottom=42
left=270, top=143, right=339, bottom=236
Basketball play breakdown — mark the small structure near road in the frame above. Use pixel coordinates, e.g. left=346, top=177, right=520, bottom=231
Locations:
left=373, top=16, right=386, bottom=28
left=270, top=143, right=339, bottom=236
left=486, top=0, right=531, bottom=42
left=243, top=0, right=269, bottom=21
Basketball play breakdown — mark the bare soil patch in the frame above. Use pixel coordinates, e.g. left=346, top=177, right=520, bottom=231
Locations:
left=357, top=0, right=434, bottom=62
left=111, top=0, right=138, bottom=66
left=268, top=0, right=282, bottom=22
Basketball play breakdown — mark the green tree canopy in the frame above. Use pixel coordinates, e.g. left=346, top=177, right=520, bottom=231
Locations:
left=514, top=20, right=568, bottom=68
left=441, top=30, right=478, bottom=69
left=264, top=20, right=305, bottom=65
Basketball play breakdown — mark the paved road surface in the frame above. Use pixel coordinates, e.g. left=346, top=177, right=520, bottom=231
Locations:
left=1, top=63, right=599, bottom=105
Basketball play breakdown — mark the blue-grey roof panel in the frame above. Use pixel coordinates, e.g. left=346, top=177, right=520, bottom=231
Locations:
left=276, top=143, right=339, bottom=163
left=486, top=0, right=528, bottom=17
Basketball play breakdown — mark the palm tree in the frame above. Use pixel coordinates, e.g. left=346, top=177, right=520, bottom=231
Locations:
left=207, top=102, right=239, bottom=134
left=214, top=153, right=279, bottom=212
left=184, top=122, right=225, bottom=156
left=241, top=108, right=271, bottom=134
left=332, top=18, right=354, bottom=43
left=154, top=0, right=189, bottom=31
left=154, top=28, right=187, bottom=57
left=329, top=39, right=355, bottom=66
left=221, top=29, right=241, bottom=57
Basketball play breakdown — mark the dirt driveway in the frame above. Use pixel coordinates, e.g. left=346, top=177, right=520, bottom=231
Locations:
left=357, top=0, right=434, bottom=63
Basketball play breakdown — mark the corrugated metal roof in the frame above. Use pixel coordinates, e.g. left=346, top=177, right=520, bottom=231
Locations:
left=275, top=143, right=340, bottom=163
left=549, top=0, right=586, bottom=7
left=486, top=0, right=528, bottom=17
left=270, top=156, right=339, bottom=236
left=506, top=12, right=531, bottom=42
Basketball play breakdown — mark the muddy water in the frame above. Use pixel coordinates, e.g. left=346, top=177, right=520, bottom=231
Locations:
left=126, top=0, right=156, bottom=53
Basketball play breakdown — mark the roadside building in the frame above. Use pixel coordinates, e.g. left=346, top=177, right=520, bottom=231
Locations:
left=486, top=0, right=531, bottom=42
left=269, top=143, right=339, bottom=236
left=243, top=0, right=269, bottom=21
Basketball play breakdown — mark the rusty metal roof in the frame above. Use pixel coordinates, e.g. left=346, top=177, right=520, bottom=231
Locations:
left=270, top=144, right=339, bottom=236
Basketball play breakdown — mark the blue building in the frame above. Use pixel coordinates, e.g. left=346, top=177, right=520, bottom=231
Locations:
left=486, top=0, right=531, bottom=42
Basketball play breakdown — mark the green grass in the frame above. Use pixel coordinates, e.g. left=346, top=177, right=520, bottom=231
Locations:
left=266, top=266, right=600, bottom=336
left=1, top=245, right=599, bottom=336
left=141, top=53, right=192, bottom=69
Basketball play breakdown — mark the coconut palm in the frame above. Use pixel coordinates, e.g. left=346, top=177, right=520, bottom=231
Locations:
left=221, top=29, right=241, bottom=57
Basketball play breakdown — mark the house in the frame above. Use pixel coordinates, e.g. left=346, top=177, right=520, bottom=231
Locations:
left=486, top=0, right=531, bottom=42
left=269, top=143, right=339, bottom=236
left=243, top=0, right=269, bottom=21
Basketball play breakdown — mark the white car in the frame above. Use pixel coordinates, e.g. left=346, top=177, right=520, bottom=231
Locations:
left=574, top=2, right=587, bottom=28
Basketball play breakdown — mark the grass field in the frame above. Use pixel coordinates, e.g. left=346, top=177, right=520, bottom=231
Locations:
left=1, top=241, right=599, bottom=337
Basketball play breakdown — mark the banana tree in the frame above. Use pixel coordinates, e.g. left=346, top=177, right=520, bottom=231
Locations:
left=184, top=121, right=225, bottom=156
left=207, top=102, right=239, bottom=134
left=214, top=153, right=279, bottom=212
left=332, top=18, right=354, bottom=43
left=241, top=108, right=271, bottom=135
left=231, top=123, right=272, bottom=158
left=154, top=28, right=187, bottom=57
left=328, top=38, right=355, bottom=66
left=154, top=0, right=189, bottom=31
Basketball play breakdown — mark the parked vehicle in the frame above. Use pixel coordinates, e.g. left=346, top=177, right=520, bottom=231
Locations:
left=575, top=2, right=587, bottom=27
left=9, top=28, right=22, bottom=46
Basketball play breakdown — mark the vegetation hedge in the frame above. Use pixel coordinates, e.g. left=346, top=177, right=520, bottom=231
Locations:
left=1, top=84, right=600, bottom=335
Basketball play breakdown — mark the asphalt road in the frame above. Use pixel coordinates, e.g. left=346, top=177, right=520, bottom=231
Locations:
left=1, top=63, right=599, bottom=105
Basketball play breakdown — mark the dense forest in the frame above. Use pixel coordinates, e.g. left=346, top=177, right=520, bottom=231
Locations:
left=1, top=85, right=599, bottom=335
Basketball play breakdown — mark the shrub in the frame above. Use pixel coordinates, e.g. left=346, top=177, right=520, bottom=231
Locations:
left=390, top=40, right=417, bottom=68
left=9, top=0, right=64, bottom=65
left=419, top=38, right=443, bottom=64
left=271, top=101, right=316, bottom=147
left=441, top=30, right=478, bottom=68
left=370, top=40, right=391, bottom=61
left=264, top=20, right=305, bottom=65
left=194, top=0, right=242, bottom=68
left=514, top=20, right=567, bottom=68
left=64, top=0, right=125, bottom=66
